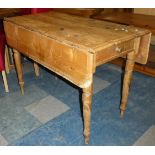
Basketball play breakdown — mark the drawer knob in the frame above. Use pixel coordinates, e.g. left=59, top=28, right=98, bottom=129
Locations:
left=115, top=47, right=122, bottom=53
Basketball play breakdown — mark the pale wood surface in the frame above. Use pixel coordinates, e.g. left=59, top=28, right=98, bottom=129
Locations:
left=111, top=44, right=155, bottom=78
left=4, top=11, right=150, bottom=53
left=82, top=82, right=93, bottom=144
left=4, top=45, right=10, bottom=74
left=33, top=62, right=40, bottom=76
left=1, top=71, right=9, bottom=92
left=120, top=51, right=136, bottom=117
left=134, top=8, right=155, bottom=16
left=13, top=49, right=24, bottom=95
left=120, top=46, right=139, bottom=117
left=3, top=12, right=151, bottom=144
left=93, top=12, right=155, bottom=34
left=111, top=58, right=155, bottom=78
left=120, top=38, right=140, bottom=117
left=93, top=11, right=155, bottom=76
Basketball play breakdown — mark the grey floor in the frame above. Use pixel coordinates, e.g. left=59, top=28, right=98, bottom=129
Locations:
left=0, top=61, right=155, bottom=145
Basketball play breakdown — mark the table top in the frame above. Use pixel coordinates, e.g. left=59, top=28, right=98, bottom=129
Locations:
left=0, top=8, right=21, bottom=20
left=93, top=12, right=155, bottom=34
left=4, top=11, right=151, bottom=87
left=4, top=11, right=150, bottom=53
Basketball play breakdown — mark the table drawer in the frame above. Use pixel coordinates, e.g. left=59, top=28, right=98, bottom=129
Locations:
left=96, top=39, right=134, bottom=66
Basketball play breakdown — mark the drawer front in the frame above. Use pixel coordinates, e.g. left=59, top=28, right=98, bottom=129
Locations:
left=96, top=40, right=134, bottom=66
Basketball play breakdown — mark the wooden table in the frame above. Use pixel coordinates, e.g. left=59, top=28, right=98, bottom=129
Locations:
left=93, top=12, right=155, bottom=77
left=3, top=11, right=151, bottom=144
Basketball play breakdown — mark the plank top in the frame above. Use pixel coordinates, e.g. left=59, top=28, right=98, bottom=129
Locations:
left=93, top=12, right=155, bottom=34
left=4, top=11, right=150, bottom=53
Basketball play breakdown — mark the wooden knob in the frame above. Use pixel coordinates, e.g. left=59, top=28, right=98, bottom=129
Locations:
left=115, top=47, right=122, bottom=53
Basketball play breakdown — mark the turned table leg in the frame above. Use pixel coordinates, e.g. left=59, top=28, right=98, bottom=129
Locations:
left=13, top=49, right=25, bottom=95
left=120, top=50, right=136, bottom=117
left=5, top=45, right=10, bottom=74
left=82, top=83, right=93, bottom=144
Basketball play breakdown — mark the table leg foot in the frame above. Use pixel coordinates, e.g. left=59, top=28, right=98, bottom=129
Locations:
left=2, top=71, right=9, bottom=92
left=34, top=62, right=40, bottom=77
left=82, top=83, right=93, bottom=144
left=84, top=136, right=89, bottom=145
left=19, top=82, right=24, bottom=95
left=120, top=110, right=125, bottom=118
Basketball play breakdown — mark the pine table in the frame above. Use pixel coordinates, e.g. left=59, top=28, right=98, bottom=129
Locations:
left=3, top=11, right=151, bottom=144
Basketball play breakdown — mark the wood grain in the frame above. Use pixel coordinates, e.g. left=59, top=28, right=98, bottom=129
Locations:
left=93, top=11, right=154, bottom=76
left=33, top=62, right=40, bottom=76
left=4, top=45, right=10, bottom=74
left=3, top=12, right=151, bottom=144
left=120, top=38, right=140, bottom=117
left=1, top=71, right=9, bottom=92
left=120, top=50, right=136, bottom=117
left=134, top=8, right=155, bottom=16
left=82, top=82, right=93, bottom=144
left=0, top=8, right=21, bottom=20
left=13, top=49, right=24, bottom=95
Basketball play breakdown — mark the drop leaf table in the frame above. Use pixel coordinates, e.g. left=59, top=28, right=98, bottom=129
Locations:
left=3, top=12, right=151, bottom=144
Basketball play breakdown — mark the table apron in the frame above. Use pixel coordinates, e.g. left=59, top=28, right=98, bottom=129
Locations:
left=4, top=21, right=95, bottom=88
left=96, top=39, right=135, bottom=66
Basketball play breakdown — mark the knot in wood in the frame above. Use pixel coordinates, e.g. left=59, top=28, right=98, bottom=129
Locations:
left=60, top=27, right=64, bottom=31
